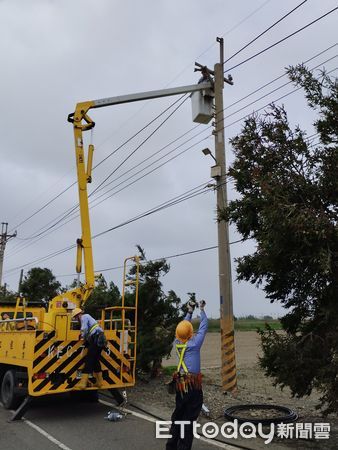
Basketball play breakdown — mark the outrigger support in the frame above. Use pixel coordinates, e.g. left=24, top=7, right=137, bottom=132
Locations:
left=9, top=396, right=32, bottom=422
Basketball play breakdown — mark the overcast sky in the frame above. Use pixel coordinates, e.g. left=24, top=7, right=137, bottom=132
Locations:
left=0, top=0, right=337, bottom=318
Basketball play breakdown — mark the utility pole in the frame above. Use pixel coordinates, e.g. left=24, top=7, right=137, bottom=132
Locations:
left=18, top=269, right=24, bottom=293
left=196, top=38, right=237, bottom=393
left=212, top=38, right=237, bottom=393
left=0, top=222, right=17, bottom=287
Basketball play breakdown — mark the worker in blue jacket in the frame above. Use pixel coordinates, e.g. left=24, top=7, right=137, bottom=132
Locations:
left=166, top=300, right=208, bottom=450
left=71, top=308, right=107, bottom=389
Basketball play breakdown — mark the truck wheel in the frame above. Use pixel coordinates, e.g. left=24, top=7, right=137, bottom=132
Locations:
left=1, top=370, right=21, bottom=410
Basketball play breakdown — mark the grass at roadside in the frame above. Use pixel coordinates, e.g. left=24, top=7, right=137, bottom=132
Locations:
left=162, top=365, right=176, bottom=376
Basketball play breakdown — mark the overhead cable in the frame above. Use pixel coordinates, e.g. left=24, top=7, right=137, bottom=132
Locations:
left=9, top=47, right=336, bottom=255
left=4, top=180, right=216, bottom=274
left=224, top=7, right=338, bottom=72
left=10, top=94, right=189, bottom=233
left=89, top=95, right=189, bottom=196
left=224, top=0, right=309, bottom=66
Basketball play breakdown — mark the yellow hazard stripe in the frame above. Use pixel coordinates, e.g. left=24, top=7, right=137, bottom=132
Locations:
left=221, top=328, right=237, bottom=393
left=99, top=353, right=128, bottom=385
left=31, top=336, right=135, bottom=394
left=32, top=341, right=86, bottom=392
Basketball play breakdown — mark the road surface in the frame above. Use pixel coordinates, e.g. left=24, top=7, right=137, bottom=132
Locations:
left=0, top=393, right=235, bottom=450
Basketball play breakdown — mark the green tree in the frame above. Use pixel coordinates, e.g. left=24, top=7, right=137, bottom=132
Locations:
left=83, top=277, right=121, bottom=318
left=0, top=286, right=16, bottom=304
left=221, top=66, right=338, bottom=415
left=20, top=267, right=61, bottom=303
left=66, top=276, right=121, bottom=318
left=126, top=246, right=182, bottom=375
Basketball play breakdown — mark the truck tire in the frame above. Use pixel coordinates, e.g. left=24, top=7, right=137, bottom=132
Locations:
left=1, top=370, right=22, bottom=410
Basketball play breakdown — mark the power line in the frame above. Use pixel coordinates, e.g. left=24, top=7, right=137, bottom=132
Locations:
left=224, top=66, right=338, bottom=130
left=89, top=95, right=189, bottom=196
left=57, top=239, right=249, bottom=278
left=92, top=94, right=187, bottom=172
left=224, top=7, right=338, bottom=73
left=6, top=135, right=212, bottom=261
left=162, top=0, right=274, bottom=88
left=12, top=95, right=190, bottom=243
left=10, top=125, right=204, bottom=248
left=11, top=182, right=77, bottom=233
left=92, top=125, right=201, bottom=196
left=9, top=48, right=337, bottom=256
left=9, top=2, right=274, bottom=233
left=224, top=44, right=337, bottom=111
left=6, top=62, right=337, bottom=275
left=11, top=41, right=336, bottom=243
left=88, top=137, right=211, bottom=209
left=224, top=0, right=309, bottom=66
left=10, top=94, right=189, bottom=234
left=9, top=46, right=337, bottom=258
left=92, top=182, right=216, bottom=241
left=88, top=49, right=338, bottom=210
left=223, top=54, right=338, bottom=122
left=4, top=181, right=217, bottom=275
left=9, top=2, right=336, bottom=237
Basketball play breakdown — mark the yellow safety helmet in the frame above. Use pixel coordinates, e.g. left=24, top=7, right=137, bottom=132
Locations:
left=175, top=320, right=193, bottom=342
left=71, top=308, right=83, bottom=319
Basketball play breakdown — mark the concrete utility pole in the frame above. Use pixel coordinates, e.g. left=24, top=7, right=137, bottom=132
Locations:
left=0, top=222, right=17, bottom=287
left=213, top=38, right=237, bottom=393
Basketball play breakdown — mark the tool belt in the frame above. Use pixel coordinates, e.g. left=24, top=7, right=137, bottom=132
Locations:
left=88, top=330, right=107, bottom=348
left=170, top=372, right=202, bottom=395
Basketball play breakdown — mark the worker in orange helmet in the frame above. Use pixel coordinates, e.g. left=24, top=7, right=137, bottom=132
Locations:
left=71, top=308, right=107, bottom=390
left=166, top=299, right=208, bottom=450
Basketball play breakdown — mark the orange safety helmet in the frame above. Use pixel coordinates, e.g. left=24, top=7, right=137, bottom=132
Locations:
left=175, top=320, right=193, bottom=342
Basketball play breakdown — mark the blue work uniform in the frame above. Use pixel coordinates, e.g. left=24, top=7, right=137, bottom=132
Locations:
left=175, top=310, right=208, bottom=374
left=80, top=314, right=103, bottom=340
left=167, top=310, right=208, bottom=450
left=80, top=314, right=105, bottom=374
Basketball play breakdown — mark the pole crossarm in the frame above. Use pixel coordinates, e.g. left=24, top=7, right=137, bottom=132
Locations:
left=195, top=62, right=234, bottom=86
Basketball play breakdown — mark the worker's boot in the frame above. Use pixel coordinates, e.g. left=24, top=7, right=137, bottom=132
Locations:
left=76, top=373, right=89, bottom=390
left=94, top=372, right=104, bottom=388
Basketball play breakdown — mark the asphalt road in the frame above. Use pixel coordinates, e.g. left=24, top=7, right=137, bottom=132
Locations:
left=0, top=394, right=231, bottom=450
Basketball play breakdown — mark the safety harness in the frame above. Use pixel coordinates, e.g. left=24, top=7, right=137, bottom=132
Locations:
left=89, top=323, right=99, bottom=335
left=173, top=342, right=202, bottom=395
left=176, top=343, right=188, bottom=373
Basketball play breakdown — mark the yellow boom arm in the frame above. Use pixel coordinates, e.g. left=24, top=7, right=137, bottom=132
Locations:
left=69, top=101, right=96, bottom=302
left=67, top=81, right=213, bottom=304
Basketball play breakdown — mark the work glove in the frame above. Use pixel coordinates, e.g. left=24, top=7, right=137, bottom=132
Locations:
left=199, top=300, right=206, bottom=310
left=187, top=300, right=196, bottom=313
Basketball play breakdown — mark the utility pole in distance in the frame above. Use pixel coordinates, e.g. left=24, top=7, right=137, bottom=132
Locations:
left=0, top=222, right=17, bottom=287
left=214, top=37, right=237, bottom=393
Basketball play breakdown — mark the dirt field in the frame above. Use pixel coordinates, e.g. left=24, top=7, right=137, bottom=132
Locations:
left=164, top=331, right=261, bottom=369
left=129, top=331, right=337, bottom=449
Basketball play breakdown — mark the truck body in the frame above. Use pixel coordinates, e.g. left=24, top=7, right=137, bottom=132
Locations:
left=0, top=95, right=139, bottom=412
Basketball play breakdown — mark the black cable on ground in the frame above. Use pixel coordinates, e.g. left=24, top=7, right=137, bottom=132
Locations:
left=99, top=391, right=254, bottom=450
left=224, top=404, right=298, bottom=425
